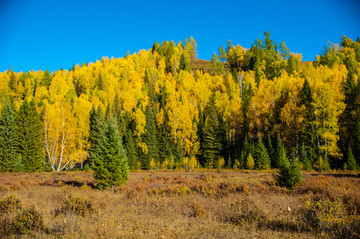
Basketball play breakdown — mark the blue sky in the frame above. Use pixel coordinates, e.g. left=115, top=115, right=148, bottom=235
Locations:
left=1, top=0, right=359, bottom=72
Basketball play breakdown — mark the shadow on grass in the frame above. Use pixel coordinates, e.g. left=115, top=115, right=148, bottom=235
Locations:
left=63, top=180, right=96, bottom=188
left=309, top=173, right=360, bottom=178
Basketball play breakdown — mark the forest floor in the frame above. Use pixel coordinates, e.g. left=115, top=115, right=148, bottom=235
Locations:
left=0, top=169, right=359, bottom=238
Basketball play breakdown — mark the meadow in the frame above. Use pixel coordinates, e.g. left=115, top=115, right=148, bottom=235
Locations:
left=0, top=170, right=359, bottom=238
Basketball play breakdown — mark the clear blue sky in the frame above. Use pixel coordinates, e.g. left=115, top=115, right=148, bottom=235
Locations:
left=1, top=0, right=359, bottom=72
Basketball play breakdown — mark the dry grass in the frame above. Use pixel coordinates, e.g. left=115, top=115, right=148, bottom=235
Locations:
left=0, top=170, right=359, bottom=238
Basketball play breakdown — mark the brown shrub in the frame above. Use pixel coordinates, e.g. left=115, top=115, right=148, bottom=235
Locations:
left=9, top=206, right=44, bottom=235
left=226, top=199, right=267, bottom=225
left=190, top=201, right=207, bottom=218
left=54, top=194, right=96, bottom=217
left=302, top=195, right=360, bottom=238
left=0, top=195, right=21, bottom=215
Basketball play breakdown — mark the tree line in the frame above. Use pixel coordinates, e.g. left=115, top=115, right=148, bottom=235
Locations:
left=0, top=33, right=359, bottom=174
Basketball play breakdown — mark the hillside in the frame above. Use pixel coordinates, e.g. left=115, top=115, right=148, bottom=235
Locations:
left=0, top=34, right=359, bottom=174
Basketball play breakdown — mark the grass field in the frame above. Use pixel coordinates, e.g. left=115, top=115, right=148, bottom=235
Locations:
left=0, top=170, right=359, bottom=238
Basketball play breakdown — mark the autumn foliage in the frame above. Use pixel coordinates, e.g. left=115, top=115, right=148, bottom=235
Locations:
left=0, top=33, right=359, bottom=173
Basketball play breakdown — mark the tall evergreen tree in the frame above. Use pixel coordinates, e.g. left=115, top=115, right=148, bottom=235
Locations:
left=122, top=112, right=138, bottom=170
left=300, top=143, right=312, bottom=171
left=93, top=121, right=128, bottom=189
left=16, top=100, right=43, bottom=172
left=241, top=82, right=253, bottom=138
left=141, top=103, right=159, bottom=169
left=339, top=72, right=359, bottom=154
left=140, top=72, right=159, bottom=169
left=345, top=144, right=357, bottom=170
left=239, top=151, right=246, bottom=169
left=300, top=79, right=318, bottom=165
left=353, top=115, right=360, bottom=166
left=254, top=139, right=271, bottom=170
left=157, top=110, right=175, bottom=164
left=0, top=103, right=21, bottom=172
left=179, top=53, right=191, bottom=72
left=124, top=129, right=137, bottom=169
left=201, top=97, right=221, bottom=168
left=265, top=134, right=275, bottom=165
left=242, top=135, right=251, bottom=157
left=273, top=135, right=286, bottom=168
left=277, top=143, right=288, bottom=169
left=218, top=45, right=227, bottom=62
left=111, top=94, right=127, bottom=137
left=88, top=105, right=105, bottom=168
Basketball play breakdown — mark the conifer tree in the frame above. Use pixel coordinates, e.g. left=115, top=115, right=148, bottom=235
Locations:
left=157, top=108, right=173, bottom=164
left=140, top=81, right=159, bottom=169
left=300, top=79, right=318, bottom=164
left=227, top=155, right=232, bottom=169
left=218, top=45, right=227, bottom=62
left=124, top=128, right=137, bottom=170
left=239, top=151, right=246, bottom=169
left=241, top=135, right=252, bottom=159
left=300, top=143, right=312, bottom=170
left=339, top=57, right=359, bottom=153
left=93, top=121, right=128, bottom=189
left=201, top=97, right=221, bottom=168
left=345, top=144, right=357, bottom=170
left=254, top=139, right=271, bottom=170
left=0, top=103, right=21, bottom=172
left=111, top=94, right=127, bottom=136
left=122, top=112, right=139, bottom=170
left=179, top=53, right=191, bottom=72
left=274, top=136, right=286, bottom=168
left=209, top=53, right=224, bottom=75
left=88, top=105, right=105, bottom=169
left=16, top=100, right=43, bottom=172
left=274, top=155, right=303, bottom=189
left=241, top=82, right=253, bottom=138
left=353, top=116, right=360, bottom=166
left=265, top=134, right=275, bottom=165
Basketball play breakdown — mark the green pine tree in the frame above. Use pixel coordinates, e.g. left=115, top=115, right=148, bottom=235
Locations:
left=300, top=143, right=312, bottom=170
left=265, top=134, right=275, bottom=167
left=201, top=97, right=221, bottom=168
left=0, top=103, right=21, bottom=172
left=353, top=116, right=360, bottom=166
left=111, top=94, right=127, bottom=137
left=88, top=105, right=105, bottom=169
left=16, top=100, right=43, bottom=172
left=242, top=135, right=253, bottom=159
left=93, top=121, right=128, bottom=189
left=209, top=53, right=224, bottom=75
left=157, top=106, right=174, bottom=165
left=179, top=53, right=191, bottom=72
left=274, top=155, right=303, bottom=189
left=227, top=155, right=232, bottom=169
left=300, top=79, right=318, bottom=165
left=345, top=144, right=357, bottom=170
left=218, top=45, right=227, bottom=62
left=124, top=128, right=137, bottom=170
left=239, top=151, right=246, bottom=169
left=339, top=61, right=360, bottom=156
left=254, top=139, right=271, bottom=170
left=241, top=82, right=253, bottom=138
left=274, top=136, right=287, bottom=168
left=140, top=87, right=159, bottom=169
